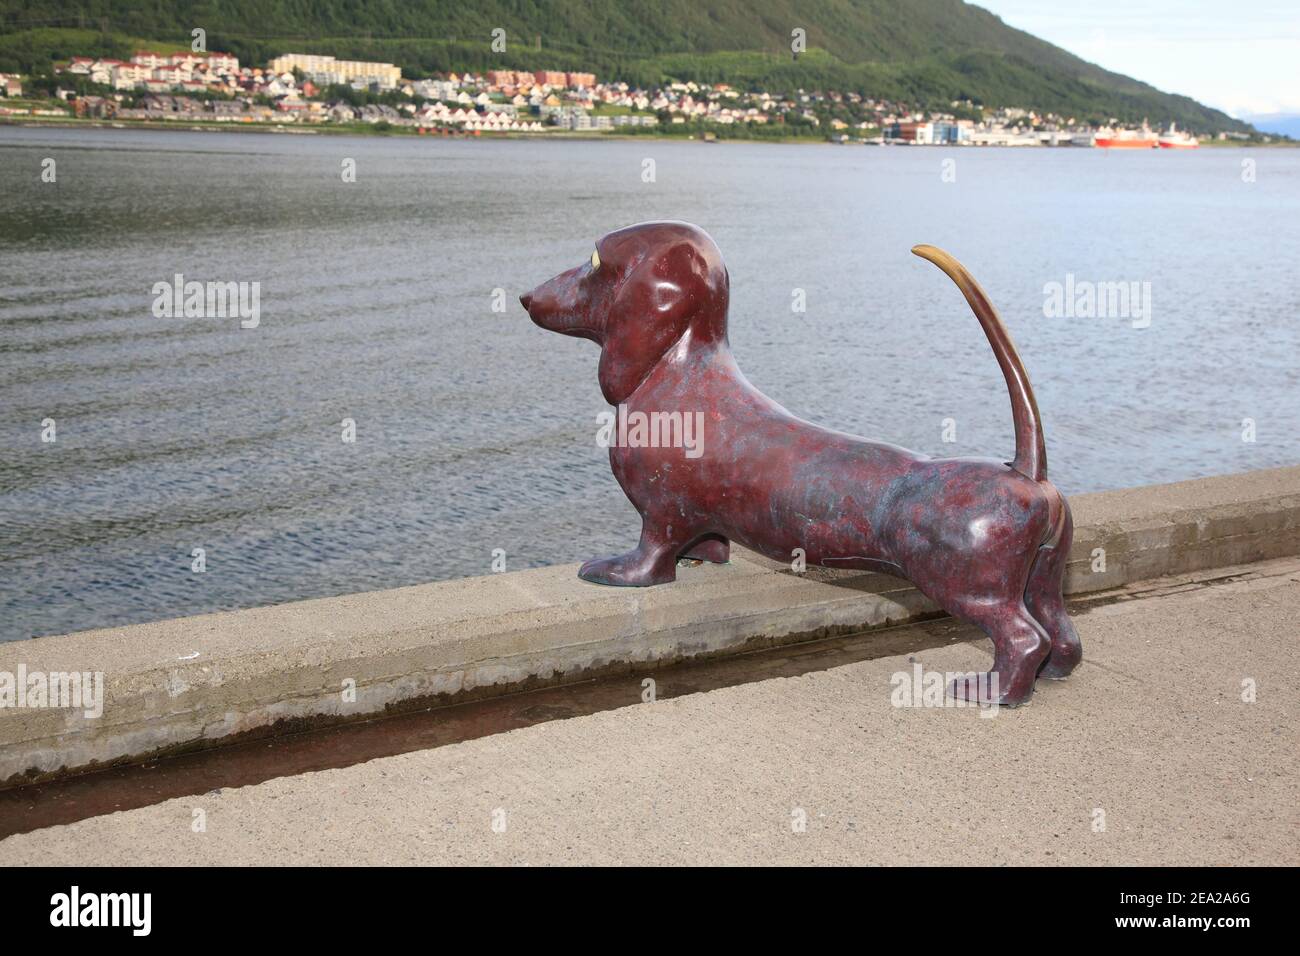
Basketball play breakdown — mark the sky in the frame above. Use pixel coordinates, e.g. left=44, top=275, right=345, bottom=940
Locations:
left=975, top=0, right=1300, bottom=118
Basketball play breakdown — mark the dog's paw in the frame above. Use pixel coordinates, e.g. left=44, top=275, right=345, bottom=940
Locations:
left=946, top=672, right=1033, bottom=708
left=578, top=553, right=677, bottom=587
left=682, top=537, right=729, bottom=564
left=1037, top=637, right=1083, bottom=680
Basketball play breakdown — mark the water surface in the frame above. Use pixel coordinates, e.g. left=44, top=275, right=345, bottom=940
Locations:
left=2, top=127, right=1297, bottom=640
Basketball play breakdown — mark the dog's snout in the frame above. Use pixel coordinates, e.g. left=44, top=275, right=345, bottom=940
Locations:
left=523, top=262, right=606, bottom=344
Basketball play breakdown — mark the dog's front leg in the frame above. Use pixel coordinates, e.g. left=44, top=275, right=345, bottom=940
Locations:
left=578, top=517, right=693, bottom=587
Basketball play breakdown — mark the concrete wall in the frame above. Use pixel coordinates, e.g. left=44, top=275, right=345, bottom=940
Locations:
left=3, top=465, right=1298, bottom=786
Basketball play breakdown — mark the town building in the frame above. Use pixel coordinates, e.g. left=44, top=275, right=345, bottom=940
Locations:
left=266, top=54, right=401, bottom=90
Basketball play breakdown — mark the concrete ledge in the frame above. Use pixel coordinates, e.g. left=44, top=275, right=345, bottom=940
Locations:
left=3, top=464, right=1299, bottom=785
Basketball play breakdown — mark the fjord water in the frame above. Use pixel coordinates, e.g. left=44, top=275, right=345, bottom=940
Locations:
left=2, top=126, right=1298, bottom=641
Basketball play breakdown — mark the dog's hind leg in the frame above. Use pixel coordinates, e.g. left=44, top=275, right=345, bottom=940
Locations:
left=944, top=598, right=1051, bottom=707
left=578, top=517, right=695, bottom=587
left=682, top=534, right=729, bottom=564
left=1025, top=512, right=1082, bottom=680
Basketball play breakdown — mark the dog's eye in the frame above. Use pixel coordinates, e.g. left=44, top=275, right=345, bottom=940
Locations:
left=590, top=249, right=600, bottom=271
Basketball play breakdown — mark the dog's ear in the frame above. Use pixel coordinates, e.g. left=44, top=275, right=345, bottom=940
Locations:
left=598, top=242, right=707, bottom=404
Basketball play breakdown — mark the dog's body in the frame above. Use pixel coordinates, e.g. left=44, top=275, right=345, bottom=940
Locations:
left=523, top=221, right=1081, bottom=706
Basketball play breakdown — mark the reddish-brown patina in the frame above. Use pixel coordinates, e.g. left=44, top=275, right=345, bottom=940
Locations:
left=522, top=221, right=1081, bottom=706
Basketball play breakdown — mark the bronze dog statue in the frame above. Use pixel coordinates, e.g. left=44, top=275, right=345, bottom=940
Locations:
left=522, top=221, right=1080, bottom=706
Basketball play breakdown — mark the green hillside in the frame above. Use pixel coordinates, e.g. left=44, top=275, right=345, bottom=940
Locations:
left=0, top=0, right=1252, bottom=132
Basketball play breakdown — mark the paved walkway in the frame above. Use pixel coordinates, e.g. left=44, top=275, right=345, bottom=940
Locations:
left=2, top=558, right=1297, bottom=865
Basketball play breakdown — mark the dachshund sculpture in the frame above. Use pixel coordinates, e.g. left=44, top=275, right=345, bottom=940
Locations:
left=521, top=221, right=1080, bottom=706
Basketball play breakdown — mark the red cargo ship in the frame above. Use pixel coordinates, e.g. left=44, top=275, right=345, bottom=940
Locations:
left=1094, top=121, right=1159, bottom=148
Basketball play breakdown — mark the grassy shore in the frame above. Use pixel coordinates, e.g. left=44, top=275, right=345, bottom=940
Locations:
left=3, top=113, right=1293, bottom=147
left=0, top=113, right=832, bottom=144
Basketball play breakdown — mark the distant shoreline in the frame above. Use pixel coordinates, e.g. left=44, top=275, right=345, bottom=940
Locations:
left=2, top=115, right=1292, bottom=147
left=0, top=114, right=824, bottom=145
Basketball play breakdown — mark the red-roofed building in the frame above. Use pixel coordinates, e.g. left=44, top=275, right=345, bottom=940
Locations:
left=132, top=51, right=170, bottom=69
left=206, top=53, right=239, bottom=73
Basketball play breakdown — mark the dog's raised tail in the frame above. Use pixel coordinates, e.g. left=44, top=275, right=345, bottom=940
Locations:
left=911, top=244, right=1047, bottom=482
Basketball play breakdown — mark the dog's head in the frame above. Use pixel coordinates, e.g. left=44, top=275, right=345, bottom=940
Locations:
left=521, top=221, right=729, bottom=405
